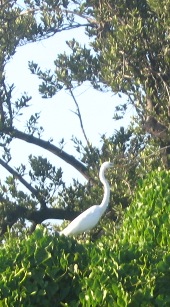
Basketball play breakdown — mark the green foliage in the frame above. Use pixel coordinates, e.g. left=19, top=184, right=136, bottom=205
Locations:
left=0, top=3, right=169, bottom=304
left=80, top=170, right=170, bottom=306
left=91, top=0, right=170, bottom=117
left=0, top=0, right=170, bottom=242
left=1, top=171, right=170, bottom=306
left=29, top=0, right=170, bottom=124
left=0, top=226, right=88, bottom=306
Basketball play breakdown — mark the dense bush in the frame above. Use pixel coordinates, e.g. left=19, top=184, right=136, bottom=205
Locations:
left=0, top=228, right=88, bottom=306
left=80, top=170, right=170, bottom=306
left=1, top=170, right=170, bottom=306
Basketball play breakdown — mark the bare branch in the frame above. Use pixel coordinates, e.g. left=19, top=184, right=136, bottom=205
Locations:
left=0, top=82, right=5, bottom=127
left=2, top=80, right=14, bottom=128
left=69, top=88, right=91, bottom=147
left=0, top=196, right=81, bottom=236
left=2, top=127, right=90, bottom=180
left=44, top=23, right=92, bottom=40
left=0, top=100, right=5, bottom=127
left=0, top=158, right=46, bottom=209
left=28, top=207, right=80, bottom=224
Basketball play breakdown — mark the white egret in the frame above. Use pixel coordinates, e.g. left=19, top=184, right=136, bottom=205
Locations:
left=60, top=161, right=113, bottom=236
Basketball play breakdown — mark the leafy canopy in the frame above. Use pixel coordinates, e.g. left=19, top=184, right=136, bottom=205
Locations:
left=0, top=0, right=170, bottom=236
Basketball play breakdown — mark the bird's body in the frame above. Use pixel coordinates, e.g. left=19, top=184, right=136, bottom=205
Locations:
left=60, top=161, right=113, bottom=236
left=60, top=205, right=102, bottom=236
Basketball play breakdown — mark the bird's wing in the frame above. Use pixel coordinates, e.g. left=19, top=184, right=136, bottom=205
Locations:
left=60, top=205, right=101, bottom=236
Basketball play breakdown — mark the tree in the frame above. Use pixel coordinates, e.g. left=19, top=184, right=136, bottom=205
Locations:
left=0, top=0, right=169, bottom=236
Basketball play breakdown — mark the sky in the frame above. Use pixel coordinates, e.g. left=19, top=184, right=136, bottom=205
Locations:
left=2, top=10, right=134, bottom=225
left=4, top=27, right=132, bottom=183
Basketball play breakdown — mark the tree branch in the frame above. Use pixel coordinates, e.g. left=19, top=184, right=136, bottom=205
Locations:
left=0, top=158, right=47, bottom=209
left=19, top=5, right=97, bottom=42
left=0, top=196, right=81, bottom=236
left=28, top=207, right=80, bottom=224
left=69, top=88, right=91, bottom=147
left=2, top=80, right=13, bottom=128
left=3, top=127, right=90, bottom=179
left=20, top=6, right=98, bottom=26
left=45, top=23, right=92, bottom=40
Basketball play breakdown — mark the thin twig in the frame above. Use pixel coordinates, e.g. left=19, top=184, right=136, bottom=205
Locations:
left=2, top=80, right=13, bottom=128
left=69, top=88, right=91, bottom=147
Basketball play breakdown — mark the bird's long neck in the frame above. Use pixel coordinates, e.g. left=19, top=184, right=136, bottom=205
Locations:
left=99, top=168, right=110, bottom=215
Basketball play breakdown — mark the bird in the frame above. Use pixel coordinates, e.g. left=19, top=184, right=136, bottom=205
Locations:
left=60, top=161, right=114, bottom=236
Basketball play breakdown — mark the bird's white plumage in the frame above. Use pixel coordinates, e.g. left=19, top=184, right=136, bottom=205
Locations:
left=60, top=161, right=113, bottom=236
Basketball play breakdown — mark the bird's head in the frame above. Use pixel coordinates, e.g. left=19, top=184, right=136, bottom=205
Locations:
left=100, top=161, right=114, bottom=172
left=102, top=161, right=114, bottom=168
